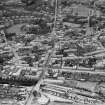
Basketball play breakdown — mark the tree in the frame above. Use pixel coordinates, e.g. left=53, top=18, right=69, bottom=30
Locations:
left=21, top=0, right=35, bottom=5
left=21, top=0, right=42, bottom=6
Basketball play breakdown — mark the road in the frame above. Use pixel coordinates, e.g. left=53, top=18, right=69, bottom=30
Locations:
left=24, top=41, right=56, bottom=105
left=24, top=0, right=58, bottom=104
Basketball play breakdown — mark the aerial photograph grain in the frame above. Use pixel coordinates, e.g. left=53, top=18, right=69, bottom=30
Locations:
left=0, top=0, right=105, bottom=105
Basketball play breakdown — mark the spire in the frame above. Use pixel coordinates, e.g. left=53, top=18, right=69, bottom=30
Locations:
left=85, top=9, right=94, bottom=36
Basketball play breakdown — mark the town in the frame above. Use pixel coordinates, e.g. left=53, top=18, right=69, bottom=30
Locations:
left=0, top=0, right=105, bottom=105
